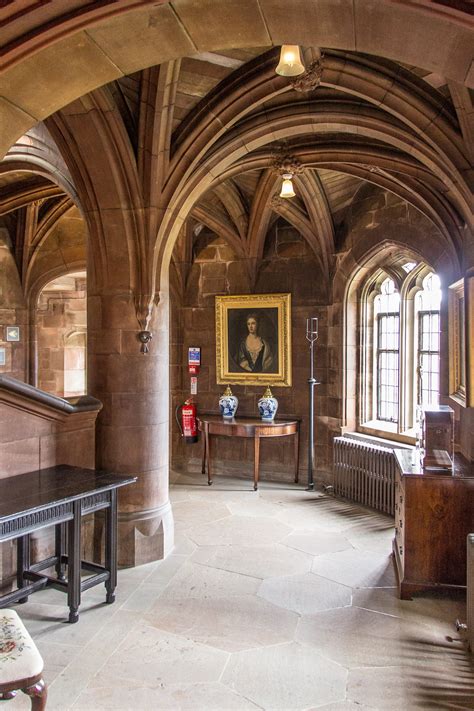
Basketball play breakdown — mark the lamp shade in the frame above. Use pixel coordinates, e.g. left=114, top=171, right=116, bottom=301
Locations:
left=280, top=173, right=296, bottom=198
left=275, top=45, right=305, bottom=77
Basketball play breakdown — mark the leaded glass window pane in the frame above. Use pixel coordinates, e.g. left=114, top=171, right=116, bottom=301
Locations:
left=377, top=313, right=400, bottom=422
left=416, top=272, right=441, bottom=407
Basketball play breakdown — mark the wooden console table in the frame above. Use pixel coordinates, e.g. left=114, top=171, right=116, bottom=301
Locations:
left=198, top=415, right=300, bottom=490
left=0, top=465, right=136, bottom=623
left=393, top=449, right=474, bottom=599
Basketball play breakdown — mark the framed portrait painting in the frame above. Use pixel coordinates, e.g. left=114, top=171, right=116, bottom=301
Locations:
left=216, top=293, right=292, bottom=386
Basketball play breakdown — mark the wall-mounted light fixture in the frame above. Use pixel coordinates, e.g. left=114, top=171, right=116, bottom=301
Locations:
left=279, top=173, right=296, bottom=198
left=275, top=45, right=305, bottom=77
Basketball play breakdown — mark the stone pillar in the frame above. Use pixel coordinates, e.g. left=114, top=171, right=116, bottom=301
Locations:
left=88, top=287, right=173, bottom=567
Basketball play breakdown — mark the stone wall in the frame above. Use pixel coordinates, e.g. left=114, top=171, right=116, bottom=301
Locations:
left=171, top=187, right=473, bottom=484
left=171, top=220, right=333, bottom=485
left=0, top=230, right=27, bottom=382
left=36, top=276, right=87, bottom=397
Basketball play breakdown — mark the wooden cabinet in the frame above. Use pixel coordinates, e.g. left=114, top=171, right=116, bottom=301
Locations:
left=421, top=405, right=454, bottom=467
left=393, top=449, right=474, bottom=600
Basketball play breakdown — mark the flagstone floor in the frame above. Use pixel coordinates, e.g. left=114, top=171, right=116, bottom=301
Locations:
left=6, top=469, right=474, bottom=710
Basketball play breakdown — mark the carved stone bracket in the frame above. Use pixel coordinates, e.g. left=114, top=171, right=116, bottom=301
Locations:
left=291, top=56, right=324, bottom=93
left=271, top=153, right=305, bottom=176
left=270, top=195, right=286, bottom=209
left=135, top=292, right=159, bottom=353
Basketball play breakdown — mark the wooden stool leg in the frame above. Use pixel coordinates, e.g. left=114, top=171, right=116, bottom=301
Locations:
left=23, top=678, right=47, bottom=711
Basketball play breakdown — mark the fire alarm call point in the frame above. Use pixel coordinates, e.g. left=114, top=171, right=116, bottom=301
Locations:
left=188, top=347, right=201, bottom=375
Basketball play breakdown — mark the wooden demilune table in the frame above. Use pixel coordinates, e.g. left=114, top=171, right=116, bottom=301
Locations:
left=0, top=465, right=136, bottom=623
left=198, top=415, right=300, bottom=490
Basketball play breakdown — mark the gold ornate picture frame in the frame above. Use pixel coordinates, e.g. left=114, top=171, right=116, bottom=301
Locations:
left=449, top=273, right=474, bottom=408
left=467, top=274, right=474, bottom=408
left=448, top=278, right=466, bottom=405
left=216, top=293, right=292, bottom=386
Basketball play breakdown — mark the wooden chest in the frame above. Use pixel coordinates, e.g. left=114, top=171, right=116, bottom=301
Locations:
left=393, top=449, right=474, bottom=599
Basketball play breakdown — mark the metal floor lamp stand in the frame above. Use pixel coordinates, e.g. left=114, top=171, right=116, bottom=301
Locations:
left=306, top=318, right=319, bottom=491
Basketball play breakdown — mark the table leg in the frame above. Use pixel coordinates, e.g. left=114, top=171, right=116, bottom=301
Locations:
left=16, top=535, right=30, bottom=603
left=55, top=523, right=66, bottom=581
left=105, top=490, right=117, bottom=604
left=294, top=427, right=300, bottom=484
left=67, top=500, right=81, bottom=623
left=254, top=434, right=260, bottom=491
left=201, top=428, right=207, bottom=475
left=206, top=427, right=213, bottom=486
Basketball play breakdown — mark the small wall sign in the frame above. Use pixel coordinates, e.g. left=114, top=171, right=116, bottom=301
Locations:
left=190, top=376, right=198, bottom=395
left=188, top=346, right=201, bottom=375
left=0, top=348, right=5, bottom=366
left=6, top=326, right=20, bottom=342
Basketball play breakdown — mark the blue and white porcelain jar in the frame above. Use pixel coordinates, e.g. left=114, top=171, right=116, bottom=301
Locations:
left=258, top=386, right=278, bottom=422
left=219, top=385, right=238, bottom=419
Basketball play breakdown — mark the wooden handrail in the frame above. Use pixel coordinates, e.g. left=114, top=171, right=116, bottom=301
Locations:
left=0, top=375, right=102, bottom=418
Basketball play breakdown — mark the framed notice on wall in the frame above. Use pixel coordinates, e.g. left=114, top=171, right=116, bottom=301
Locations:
left=6, top=326, right=20, bottom=342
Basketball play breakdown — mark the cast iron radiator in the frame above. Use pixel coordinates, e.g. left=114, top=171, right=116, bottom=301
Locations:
left=333, top=435, right=396, bottom=516
left=468, top=533, right=474, bottom=653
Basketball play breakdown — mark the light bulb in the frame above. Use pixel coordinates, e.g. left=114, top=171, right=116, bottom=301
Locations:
left=275, top=45, right=305, bottom=77
left=279, top=173, right=295, bottom=198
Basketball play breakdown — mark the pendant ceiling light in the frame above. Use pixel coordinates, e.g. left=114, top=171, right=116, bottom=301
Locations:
left=279, top=173, right=296, bottom=198
left=275, top=45, right=305, bottom=77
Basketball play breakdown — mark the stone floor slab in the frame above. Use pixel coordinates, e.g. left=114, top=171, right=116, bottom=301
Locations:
left=352, top=587, right=466, bottom=633
left=187, top=514, right=292, bottom=547
left=311, top=548, right=397, bottom=588
left=172, top=499, right=231, bottom=530
left=191, top=543, right=312, bottom=579
left=89, top=625, right=228, bottom=687
left=296, top=606, right=456, bottom=669
left=282, top=529, right=354, bottom=556
left=222, top=641, right=347, bottom=710
left=258, top=572, right=352, bottom=614
left=160, top=560, right=260, bottom=599
left=145, top=594, right=298, bottom=652
left=348, top=661, right=474, bottom=710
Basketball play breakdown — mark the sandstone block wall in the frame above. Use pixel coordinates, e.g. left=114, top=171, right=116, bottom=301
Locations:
left=171, top=220, right=334, bottom=485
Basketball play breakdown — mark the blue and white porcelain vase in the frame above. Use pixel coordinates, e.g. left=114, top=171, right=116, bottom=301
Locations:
left=219, top=385, right=238, bottom=419
left=258, top=386, right=278, bottom=422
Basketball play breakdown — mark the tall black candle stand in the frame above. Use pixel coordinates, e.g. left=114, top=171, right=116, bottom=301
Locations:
left=306, top=317, right=319, bottom=491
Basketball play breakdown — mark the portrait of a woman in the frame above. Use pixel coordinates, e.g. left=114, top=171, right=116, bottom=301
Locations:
left=236, top=312, right=275, bottom=373
left=216, top=294, right=290, bottom=386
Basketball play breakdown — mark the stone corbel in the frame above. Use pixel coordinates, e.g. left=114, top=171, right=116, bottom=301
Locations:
left=291, top=55, right=324, bottom=93
left=135, top=292, right=158, bottom=354
left=271, top=153, right=305, bottom=177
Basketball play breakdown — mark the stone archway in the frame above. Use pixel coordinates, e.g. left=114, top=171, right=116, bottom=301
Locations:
left=1, top=0, right=473, bottom=158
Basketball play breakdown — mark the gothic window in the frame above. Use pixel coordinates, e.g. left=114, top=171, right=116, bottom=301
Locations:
left=360, top=265, right=442, bottom=438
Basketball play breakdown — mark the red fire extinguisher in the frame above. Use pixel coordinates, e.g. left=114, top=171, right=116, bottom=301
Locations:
left=176, top=398, right=198, bottom=444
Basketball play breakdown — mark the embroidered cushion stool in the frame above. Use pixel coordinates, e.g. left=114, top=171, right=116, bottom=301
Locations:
left=0, top=610, right=47, bottom=709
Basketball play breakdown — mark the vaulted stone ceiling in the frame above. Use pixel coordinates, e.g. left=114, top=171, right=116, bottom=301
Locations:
left=1, top=41, right=472, bottom=307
